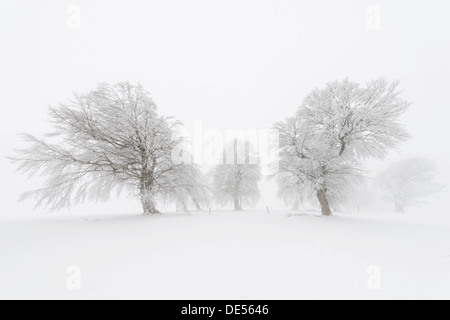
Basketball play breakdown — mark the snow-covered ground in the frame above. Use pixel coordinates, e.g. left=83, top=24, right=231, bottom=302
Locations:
left=1, top=209, right=449, bottom=300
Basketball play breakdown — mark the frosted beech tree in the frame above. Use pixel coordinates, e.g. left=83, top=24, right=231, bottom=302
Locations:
left=10, top=82, right=201, bottom=215
left=375, top=158, right=445, bottom=213
left=211, top=140, right=261, bottom=210
left=275, top=78, right=411, bottom=216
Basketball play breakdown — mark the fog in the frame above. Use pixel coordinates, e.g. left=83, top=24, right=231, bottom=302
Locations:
left=1, top=0, right=449, bottom=215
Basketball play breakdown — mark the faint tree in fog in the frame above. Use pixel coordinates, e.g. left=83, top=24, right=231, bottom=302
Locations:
left=375, top=158, right=445, bottom=213
left=173, top=173, right=212, bottom=212
left=276, top=172, right=306, bottom=211
left=10, top=82, right=201, bottom=215
left=210, top=140, right=261, bottom=211
left=275, top=78, right=411, bottom=215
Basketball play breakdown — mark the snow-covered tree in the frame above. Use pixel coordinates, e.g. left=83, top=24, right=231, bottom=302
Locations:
left=375, top=158, right=445, bottom=213
left=275, top=78, right=411, bottom=215
left=210, top=139, right=261, bottom=210
left=10, top=82, right=201, bottom=215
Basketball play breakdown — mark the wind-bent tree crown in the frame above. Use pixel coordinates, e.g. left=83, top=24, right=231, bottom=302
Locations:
left=11, top=82, right=202, bottom=214
left=276, top=78, right=411, bottom=215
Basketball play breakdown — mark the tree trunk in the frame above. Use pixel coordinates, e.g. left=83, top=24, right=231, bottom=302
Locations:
left=140, top=188, right=159, bottom=215
left=395, top=202, right=404, bottom=213
left=317, top=189, right=332, bottom=216
left=292, top=199, right=300, bottom=211
left=193, top=199, right=203, bottom=211
left=394, top=195, right=405, bottom=213
left=234, top=197, right=241, bottom=211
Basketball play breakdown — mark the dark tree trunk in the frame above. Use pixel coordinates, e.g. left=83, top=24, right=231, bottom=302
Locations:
left=317, top=189, right=332, bottom=216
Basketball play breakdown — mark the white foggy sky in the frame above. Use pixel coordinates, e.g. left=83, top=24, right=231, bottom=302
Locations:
left=1, top=0, right=449, bottom=213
